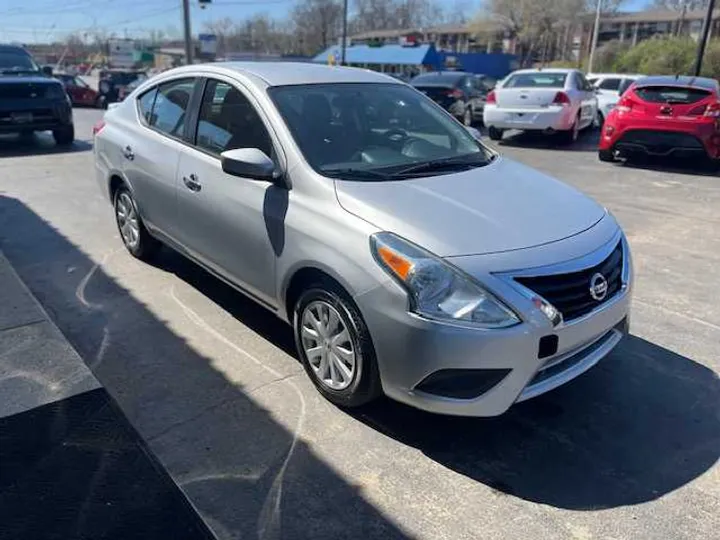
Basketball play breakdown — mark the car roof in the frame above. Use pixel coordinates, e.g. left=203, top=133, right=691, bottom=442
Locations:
left=0, top=44, right=28, bottom=53
left=588, top=73, right=643, bottom=79
left=511, top=68, right=577, bottom=74
left=635, top=75, right=718, bottom=90
left=413, top=71, right=472, bottom=77
left=168, top=62, right=399, bottom=87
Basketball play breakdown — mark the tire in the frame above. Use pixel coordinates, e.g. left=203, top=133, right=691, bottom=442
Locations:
left=113, top=186, right=160, bottom=261
left=96, top=95, right=107, bottom=109
left=463, top=107, right=473, bottom=126
left=487, top=126, right=503, bottom=141
left=293, top=283, right=382, bottom=408
left=560, top=115, right=580, bottom=145
left=595, top=111, right=605, bottom=129
left=52, top=125, right=75, bottom=146
left=598, top=148, right=616, bottom=162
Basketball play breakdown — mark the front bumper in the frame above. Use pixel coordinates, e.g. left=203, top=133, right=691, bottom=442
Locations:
left=0, top=99, right=73, bottom=134
left=355, top=223, right=632, bottom=417
left=483, top=105, right=575, bottom=131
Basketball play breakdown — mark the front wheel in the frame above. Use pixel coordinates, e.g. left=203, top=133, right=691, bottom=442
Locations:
left=487, top=126, right=503, bottom=141
left=52, top=125, right=75, bottom=146
left=95, top=95, right=107, bottom=109
left=294, top=285, right=382, bottom=408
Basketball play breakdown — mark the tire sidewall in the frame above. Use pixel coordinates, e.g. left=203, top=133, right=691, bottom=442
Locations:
left=293, top=286, right=377, bottom=407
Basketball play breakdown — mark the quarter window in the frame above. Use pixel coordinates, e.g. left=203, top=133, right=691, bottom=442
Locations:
left=137, top=87, right=158, bottom=125
left=195, top=79, right=272, bottom=157
left=150, top=78, right=195, bottom=138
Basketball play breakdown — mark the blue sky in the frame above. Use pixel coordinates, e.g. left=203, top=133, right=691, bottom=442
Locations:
left=1, top=0, right=651, bottom=43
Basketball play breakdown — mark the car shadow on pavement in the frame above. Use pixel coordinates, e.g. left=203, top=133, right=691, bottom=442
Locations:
left=354, top=334, right=720, bottom=510
left=496, top=129, right=600, bottom=152
left=612, top=157, right=719, bottom=178
left=0, top=195, right=410, bottom=540
left=0, top=134, right=92, bottom=158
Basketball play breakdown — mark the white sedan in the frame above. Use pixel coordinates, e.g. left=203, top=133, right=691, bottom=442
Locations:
left=587, top=73, right=643, bottom=125
left=483, top=69, right=598, bottom=143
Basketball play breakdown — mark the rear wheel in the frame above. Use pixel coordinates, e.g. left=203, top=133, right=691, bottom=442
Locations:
left=294, top=283, right=382, bottom=408
left=95, top=95, right=107, bottom=109
left=52, top=125, right=75, bottom=146
left=560, top=115, right=580, bottom=145
left=463, top=107, right=473, bottom=126
left=487, top=126, right=503, bottom=141
left=114, top=186, right=160, bottom=261
left=598, top=148, right=616, bottom=162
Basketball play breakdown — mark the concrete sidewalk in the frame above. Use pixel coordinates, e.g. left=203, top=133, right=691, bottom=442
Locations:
left=0, top=250, right=214, bottom=540
left=0, top=250, right=99, bottom=417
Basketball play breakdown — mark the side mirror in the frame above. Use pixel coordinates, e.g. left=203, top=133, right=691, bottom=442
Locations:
left=221, top=148, right=276, bottom=182
left=42, top=65, right=53, bottom=77
left=466, top=126, right=482, bottom=141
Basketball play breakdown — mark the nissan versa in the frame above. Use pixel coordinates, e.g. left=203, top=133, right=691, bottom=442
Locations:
left=94, top=63, right=632, bottom=416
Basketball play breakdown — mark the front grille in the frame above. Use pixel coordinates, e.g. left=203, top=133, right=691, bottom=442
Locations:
left=0, top=84, right=49, bottom=99
left=515, top=242, right=623, bottom=321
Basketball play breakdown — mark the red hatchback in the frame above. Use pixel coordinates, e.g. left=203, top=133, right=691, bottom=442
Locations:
left=599, top=75, right=720, bottom=164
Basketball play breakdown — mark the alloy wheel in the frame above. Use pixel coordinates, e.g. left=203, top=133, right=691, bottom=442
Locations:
left=116, top=192, right=140, bottom=249
left=300, top=300, right=356, bottom=390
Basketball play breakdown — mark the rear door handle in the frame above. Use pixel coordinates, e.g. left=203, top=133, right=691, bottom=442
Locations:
left=183, top=173, right=201, bottom=192
left=123, top=145, right=134, bottom=160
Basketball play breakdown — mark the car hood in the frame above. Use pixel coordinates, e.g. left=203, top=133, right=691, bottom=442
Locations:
left=334, top=157, right=606, bottom=257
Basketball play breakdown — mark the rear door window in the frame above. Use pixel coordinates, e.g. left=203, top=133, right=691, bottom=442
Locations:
left=137, top=87, right=158, bottom=125
left=598, top=78, right=622, bottom=91
left=504, top=72, right=567, bottom=88
left=635, top=85, right=711, bottom=104
left=150, top=78, right=195, bottom=138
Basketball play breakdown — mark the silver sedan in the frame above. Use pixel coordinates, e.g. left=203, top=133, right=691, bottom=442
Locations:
left=93, top=63, right=632, bottom=416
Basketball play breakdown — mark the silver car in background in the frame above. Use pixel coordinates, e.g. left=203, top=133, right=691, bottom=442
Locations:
left=94, top=63, right=632, bottom=417
left=483, top=68, right=599, bottom=143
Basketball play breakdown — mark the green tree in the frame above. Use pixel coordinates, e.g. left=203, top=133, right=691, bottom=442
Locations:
left=614, top=36, right=695, bottom=74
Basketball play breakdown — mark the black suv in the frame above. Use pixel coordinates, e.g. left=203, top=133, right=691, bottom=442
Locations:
left=0, top=44, right=74, bottom=145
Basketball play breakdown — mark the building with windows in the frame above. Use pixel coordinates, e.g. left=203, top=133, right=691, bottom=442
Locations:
left=574, top=9, right=720, bottom=60
left=350, top=23, right=511, bottom=55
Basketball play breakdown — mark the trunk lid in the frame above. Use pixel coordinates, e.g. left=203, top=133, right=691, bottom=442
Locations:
left=626, top=84, right=716, bottom=121
left=413, top=83, right=460, bottom=108
left=495, top=88, right=562, bottom=109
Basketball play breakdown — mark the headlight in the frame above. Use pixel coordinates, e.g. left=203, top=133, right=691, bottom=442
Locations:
left=371, top=232, right=520, bottom=328
left=45, top=84, right=66, bottom=99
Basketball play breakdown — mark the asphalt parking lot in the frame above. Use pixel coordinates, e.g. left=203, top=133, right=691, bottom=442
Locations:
left=0, top=109, right=718, bottom=540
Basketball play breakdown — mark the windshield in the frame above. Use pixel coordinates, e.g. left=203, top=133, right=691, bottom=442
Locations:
left=504, top=72, right=567, bottom=88
left=269, top=83, right=492, bottom=180
left=0, top=51, right=39, bottom=73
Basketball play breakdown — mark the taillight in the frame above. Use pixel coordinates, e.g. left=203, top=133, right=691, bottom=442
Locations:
left=92, top=120, right=106, bottom=136
left=616, top=96, right=633, bottom=113
left=705, top=102, right=720, bottom=117
left=446, top=88, right=464, bottom=99
left=486, top=90, right=496, bottom=104
left=552, top=91, right=570, bottom=105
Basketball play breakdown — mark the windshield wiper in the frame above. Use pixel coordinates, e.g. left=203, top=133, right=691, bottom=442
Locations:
left=394, top=154, right=491, bottom=177
left=322, top=168, right=396, bottom=181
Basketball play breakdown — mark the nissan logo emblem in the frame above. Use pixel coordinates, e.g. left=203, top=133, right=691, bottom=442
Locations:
left=589, top=273, right=608, bottom=301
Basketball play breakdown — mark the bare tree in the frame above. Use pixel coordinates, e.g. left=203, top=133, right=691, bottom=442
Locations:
left=291, top=0, right=343, bottom=55
left=652, top=0, right=708, bottom=10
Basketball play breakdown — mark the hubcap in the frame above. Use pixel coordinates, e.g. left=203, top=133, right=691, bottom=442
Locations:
left=300, top=301, right=356, bottom=391
left=116, top=192, right=140, bottom=249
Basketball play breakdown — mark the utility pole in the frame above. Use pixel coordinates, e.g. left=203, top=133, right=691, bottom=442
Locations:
left=182, top=0, right=193, bottom=65
left=341, top=0, right=348, bottom=65
left=587, top=0, right=602, bottom=74
left=694, top=0, right=716, bottom=76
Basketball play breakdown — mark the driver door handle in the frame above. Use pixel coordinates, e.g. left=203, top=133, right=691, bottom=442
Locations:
left=123, top=145, right=134, bottom=160
left=183, top=173, right=202, bottom=192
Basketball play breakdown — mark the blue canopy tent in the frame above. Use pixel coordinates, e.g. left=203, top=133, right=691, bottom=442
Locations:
left=312, top=44, right=442, bottom=74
